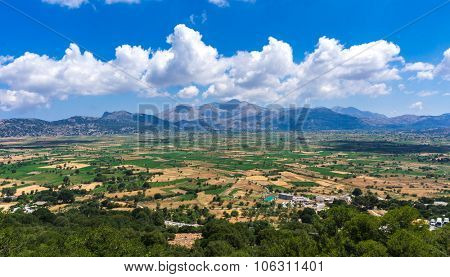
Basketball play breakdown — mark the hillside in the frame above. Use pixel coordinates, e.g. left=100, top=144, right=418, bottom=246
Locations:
left=0, top=100, right=448, bottom=137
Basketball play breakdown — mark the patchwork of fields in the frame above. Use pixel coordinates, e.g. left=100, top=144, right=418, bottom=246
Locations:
left=1, top=132, right=448, bottom=223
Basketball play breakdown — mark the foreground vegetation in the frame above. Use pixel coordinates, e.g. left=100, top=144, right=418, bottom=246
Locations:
left=0, top=202, right=448, bottom=257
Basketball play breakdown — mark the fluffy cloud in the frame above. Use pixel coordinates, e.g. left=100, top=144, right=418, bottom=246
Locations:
left=0, top=55, right=14, bottom=65
left=0, top=44, right=152, bottom=102
left=291, top=37, right=401, bottom=99
left=403, top=62, right=435, bottom=80
left=403, top=62, right=434, bottom=72
left=0, top=90, right=48, bottom=111
left=208, top=0, right=256, bottom=7
left=204, top=36, right=402, bottom=102
left=42, top=0, right=88, bottom=8
left=208, top=0, right=229, bottom=7
left=434, top=48, right=450, bottom=81
left=1, top=24, right=443, bottom=111
left=42, top=0, right=139, bottom=8
left=415, top=71, right=434, bottom=80
left=177, top=86, right=199, bottom=99
left=152, top=31, right=403, bottom=103
left=44, top=0, right=251, bottom=9
left=402, top=48, right=450, bottom=81
left=203, top=36, right=297, bottom=102
left=105, top=0, right=140, bottom=4
left=409, top=101, right=423, bottom=110
left=113, top=45, right=150, bottom=77
left=145, top=24, right=228, bottom=87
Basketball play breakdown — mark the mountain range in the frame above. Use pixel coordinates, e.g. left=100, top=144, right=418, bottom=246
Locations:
left=0, top=100, right=448, bottom=137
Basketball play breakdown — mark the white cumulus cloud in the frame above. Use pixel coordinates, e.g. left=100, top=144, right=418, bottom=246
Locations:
left=434, top=48, right=450, bottom=81
left=409, top=101, right=423, bottom=110
left=105, top=0, right=140, bottom=4
left=42, top=0, right=88, bottom=8
left=0, top=24, right=441, bottom=111
left=0, top=90, right=48, bottom=111
left=146, top=24, right=228, bottom=87
left=0, top=43, right=153, bottom=105
left=403, top=62, right=435, bottom=80
left=403, top=48, right=450, bottom=81
left=42, top=0, right=140, bottom=8
left=177, top=86, right=199, bottom=99
left=208, top=0, right=256, bottom=7
left=208, top=0, right=229, bottom=7
left=205, top=36, right=402, bottom=102
left=403, top=62, right=434, bottom=72
left=0, top=55, right=14, bottom=65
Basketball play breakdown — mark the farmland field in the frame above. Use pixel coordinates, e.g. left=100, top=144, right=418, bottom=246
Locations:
left=0, top=132, right=449, bottom=256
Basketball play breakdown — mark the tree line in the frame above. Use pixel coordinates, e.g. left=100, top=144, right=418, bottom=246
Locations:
left=0, top=202, right=448, bottom=257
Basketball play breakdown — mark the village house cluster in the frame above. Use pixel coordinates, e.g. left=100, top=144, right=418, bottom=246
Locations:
left=277, top=193, right=352, bottom=211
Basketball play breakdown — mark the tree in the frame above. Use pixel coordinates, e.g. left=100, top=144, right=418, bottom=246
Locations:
left=201, top=220, right=251, bottom=250
left=299, top=207, right=316, bottom=224
left=63, top=176, right=71, bottom=186
left=387, top=229, right=441, bottom=257
left=141, top=231, right=167, bottom=247
left=33, top=208, right=56, bottom=224
left=352, top=194, right=379, bottom=210
left=1, top=187, right=16, bottom=197
left=382, top=206, right=420, bottom=233
left=57, top=189, right=75, bottom=203
left=344, top=214, right=380, bottom=243
left=85, top=226, right=146, bottom=256
left=324, top=205, right=358, bottom=229
left=0, top=228, right=22, bottom=256
left=352, top=188, right=363, bottom=197
left=131, top=208, right=165, bottom=226
left=356, top=240, right=388, bottom=257
left=257, top=229, right=318, bottom=257
left=204, top=240, right=234, bottom=256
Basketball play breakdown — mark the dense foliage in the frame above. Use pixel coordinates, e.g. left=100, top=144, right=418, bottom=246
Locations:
left=0, top=203, right=448, bottom=257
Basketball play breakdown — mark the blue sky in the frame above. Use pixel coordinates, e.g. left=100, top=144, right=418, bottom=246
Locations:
left=0, top=0, right=449, bottom=120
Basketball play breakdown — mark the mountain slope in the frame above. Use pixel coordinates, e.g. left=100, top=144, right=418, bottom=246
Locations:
left=0, top=101, right=448, bottom=137
left=331, top=106, right=387, bottom=120
left=0, top=111, right=173, bottom=137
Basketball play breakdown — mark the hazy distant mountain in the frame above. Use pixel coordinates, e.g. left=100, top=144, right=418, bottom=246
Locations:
left=330, top=107, right=450, bottom=130
left=296, top=107, right=368, bottom=130
left=332, top=106, right=387, bottom=120
left=158, top=99, right=267, bottom=122
left=101, top=111, right=134, bottom=122
left=386, top=114, right=450, bottom=129
left=0, top=100, right=448, bottom=137
left=0, top=111, right=172, bottom=137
